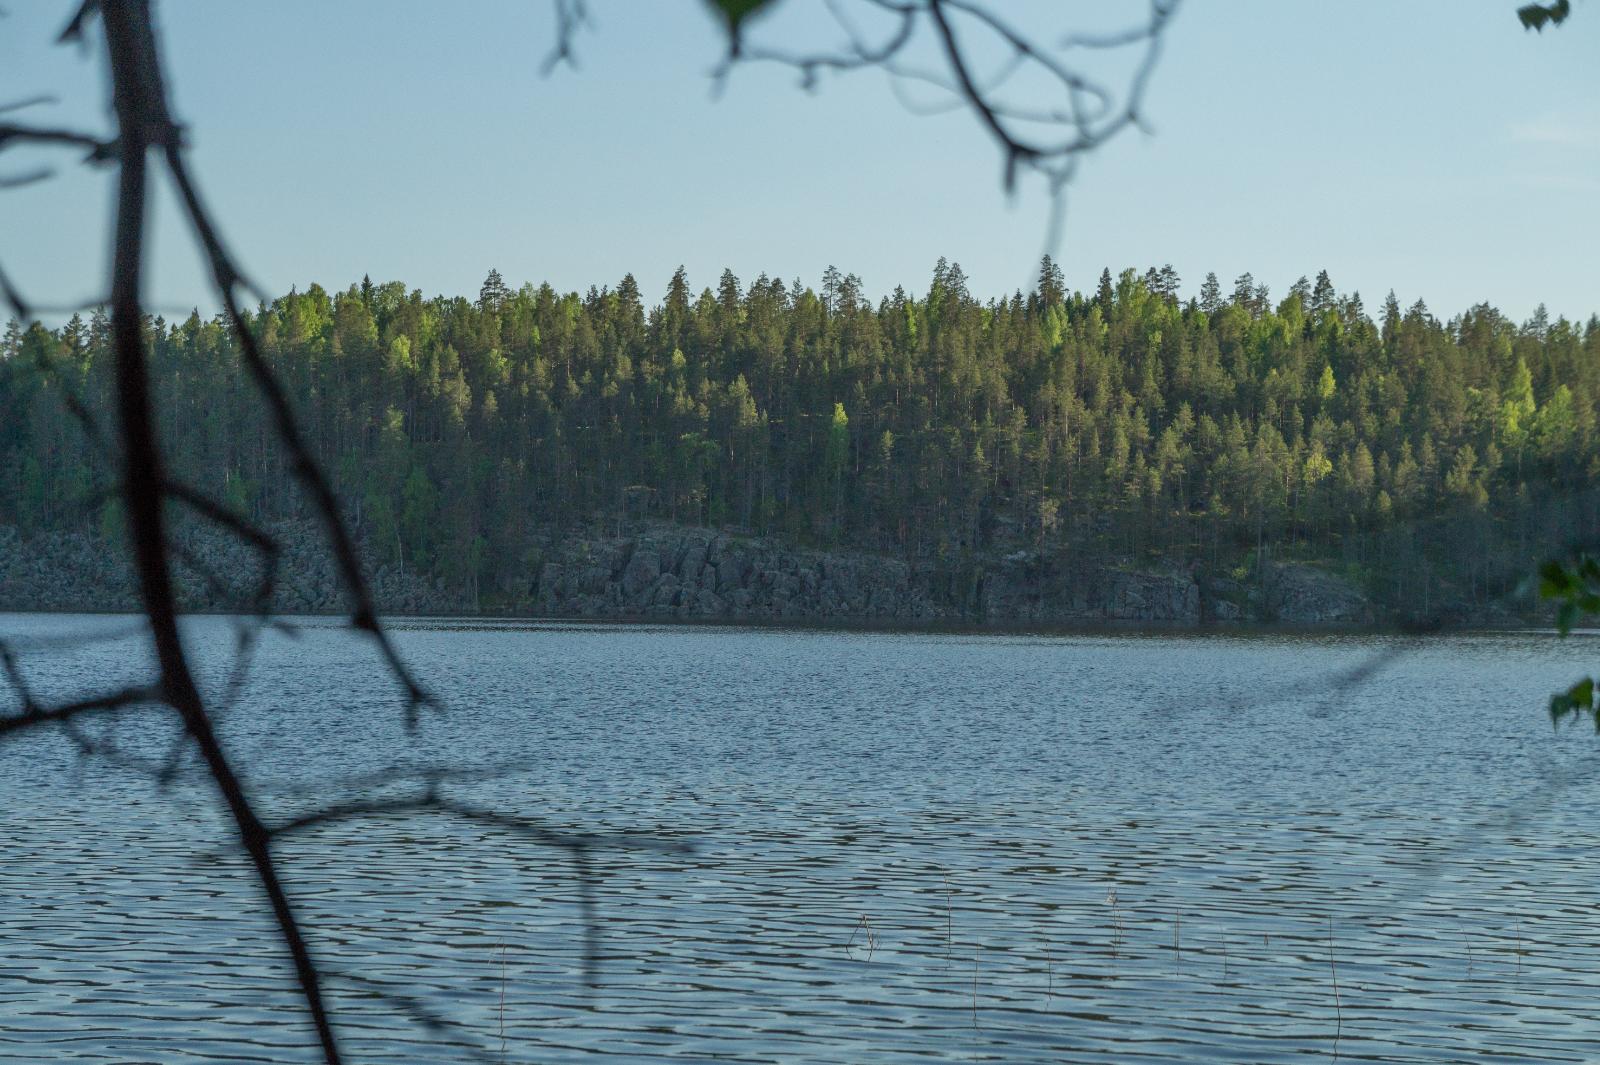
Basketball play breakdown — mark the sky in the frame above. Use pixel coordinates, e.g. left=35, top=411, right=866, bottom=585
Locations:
left=1, top=0, right=1596, bottom=324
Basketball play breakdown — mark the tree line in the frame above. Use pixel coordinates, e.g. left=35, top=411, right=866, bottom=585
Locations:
left=4, top=258, right=1597, bottom=611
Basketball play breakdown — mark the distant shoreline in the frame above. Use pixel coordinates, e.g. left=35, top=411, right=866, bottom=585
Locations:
left=2, top=519, right=1533, bottom=633
left=0, top=605, right=1543, bottom=640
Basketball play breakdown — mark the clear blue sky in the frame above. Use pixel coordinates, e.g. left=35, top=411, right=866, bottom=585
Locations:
left=1, top=1, right=1595, bottom=322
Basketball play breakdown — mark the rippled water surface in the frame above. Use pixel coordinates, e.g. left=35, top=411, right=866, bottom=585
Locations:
left=4, top=614, right=1600, bottom=1062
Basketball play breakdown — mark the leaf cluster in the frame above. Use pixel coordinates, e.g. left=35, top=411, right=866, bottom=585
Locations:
left=1517, top=1, right=1573, bottom=31
left=1540, top=554, right=1600, bottom=725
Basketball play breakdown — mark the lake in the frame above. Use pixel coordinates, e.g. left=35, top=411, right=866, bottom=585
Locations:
left=2, top=614, right=1599, bottom=1062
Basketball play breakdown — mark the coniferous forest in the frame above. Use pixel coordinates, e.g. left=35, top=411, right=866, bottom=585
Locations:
left=4, top=258, right=1597, bottom=617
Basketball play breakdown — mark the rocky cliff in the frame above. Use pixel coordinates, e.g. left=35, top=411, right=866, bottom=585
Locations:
left=0, top=520, right=1380, bottom=627
left=532, top=526, right=939, bottom=621
left=532, top=530, right=1391, bottom=627
left=0, top=522, right=463, bottom=616
left=971, top=551, right=1200, bottom=624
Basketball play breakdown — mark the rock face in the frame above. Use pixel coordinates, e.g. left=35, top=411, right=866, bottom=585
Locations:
left=532, top=529, right=1210, bottom=625
left=0, top=525, right=139, bottom=612
left=534, top=526, right=939, bottom=622
left=1262, top=563, right=1373, bottom=626
left=0, top=520, right=1377, bottom=628
left=0, top=521, right=464, bottom=615
left=974, top=551, right=1200, bottom=624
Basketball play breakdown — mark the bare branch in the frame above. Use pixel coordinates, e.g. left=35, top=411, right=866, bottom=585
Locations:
left=0, top=682, right=155, bottom=738
left=0, top=167, right=54, bottom=189
left=1062, top=1, right=1179, bottom=49
left=325, top=971, right=508, bottom=1065
left=926, top=0, right=1032, bottom=191
left=0, top=637, right=158, bottom=744
left=714, top=0, right=1179, bottom=214
left=161, top=145, right=432, bottom=724
left=93, top=2, right=345, bottom=1059
left=2, top=3, right=1181, bottom=1059
left=0, top=257, right=32, bottom=320
left=30, top=351, right=115, bottom=456
left=164, top=479, right=278, bottom=557
left=0, top=120, right=113, bottom=158
left=57, top=0, right=97, bottom=45
left=542, top=0, right=591, bottom=74
left=260, top=789, right=693, bottom=994
left=713, top=0, right=918, bottom=92
left=0, top=94, right=60, bottom=115
left=0, top=279, right=118, bottom=320
left=254, top=758, right=537, bottom=797
left=264, top=791, right=693, bottom=857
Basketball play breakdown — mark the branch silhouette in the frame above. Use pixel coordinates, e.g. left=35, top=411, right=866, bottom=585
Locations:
left=0, top=1, right=1184, bottom=1060
left=0, top=2, right=460, bottom=1060
left=710, top=0, right=1179, bottom=199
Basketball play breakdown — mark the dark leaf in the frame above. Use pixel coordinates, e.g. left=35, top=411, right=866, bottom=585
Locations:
left=1539, top=559, right=1574, bottom=597
left=1570, top=677, right=1593, bottom=708
left=1550, top=692, right=1572, bottom=722
left=1518, top=0, right=1572, bottom=31
left=1551, top=677, right=1594, bottom=724
left=708, top=0, right=778, bottom=37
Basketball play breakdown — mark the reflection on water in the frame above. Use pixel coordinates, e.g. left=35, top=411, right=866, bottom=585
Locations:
left=2, top=615, right=1599, bottom=1062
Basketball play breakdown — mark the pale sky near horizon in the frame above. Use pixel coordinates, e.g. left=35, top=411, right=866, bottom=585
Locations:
left=1, top=1, right=1596, bottom=324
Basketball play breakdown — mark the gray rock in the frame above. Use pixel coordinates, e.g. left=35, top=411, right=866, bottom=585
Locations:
left=0, top=517, right=469, bottom=615
left=651, top=573, right=681, bottom=608
left=0, top=515, right=1381, bottom=629
left=1265, top=564, right=1371, bottom=626
left=620, top=548, right=659, bottom=598
left=718, top=553, right=747, bottom=591
left=679, top=541, right=708, bottom=582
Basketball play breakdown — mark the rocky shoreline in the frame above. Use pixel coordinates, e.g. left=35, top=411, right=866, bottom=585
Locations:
left=0, top=521, right=458, bottom=617
left=0, top=519, right=1409, bottom=628
left=532, top=525, right=1377, bottom=626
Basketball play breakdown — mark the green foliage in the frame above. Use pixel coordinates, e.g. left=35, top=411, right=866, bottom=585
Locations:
left=2, top=260, right=1598, bottom=609
left=1550, top=677, right=1596, bottom=725
left=826, top=402, right=850, bottom=469
left=1316, top=364, right=1336, bottom=401
left=1518, top=0, right=1572, bottom=30
left=1540, top=554, right=1600, bottom=726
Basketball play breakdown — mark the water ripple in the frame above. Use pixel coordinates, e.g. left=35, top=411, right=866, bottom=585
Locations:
left=1, top=616, right=1599, bottom=1061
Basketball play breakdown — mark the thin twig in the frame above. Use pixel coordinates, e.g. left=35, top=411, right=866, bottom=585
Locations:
left=98, top=2, right=344, bottom=1059
left=1328, top=916, right=1342, bottom=1054
left=162, top=143, right=433, bottom=724
left=497, top=941, right=509, bottom=1058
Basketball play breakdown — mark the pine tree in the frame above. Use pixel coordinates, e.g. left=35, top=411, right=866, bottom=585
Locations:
left=477, top=268, right=510, bottom=313
left=1311, top=270, right=1335, bottom=315
left=1381, top=290, right=1402, bottom=348
left=1035, top=255, right=1065, bottom=310
left=1156, top=264, right=1180, bottom=302
left=1525, top=303, right=1551, bottom=339
left=1231, top=272, right=1255, bottom=309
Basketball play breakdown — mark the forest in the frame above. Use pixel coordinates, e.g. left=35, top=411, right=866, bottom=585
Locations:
left=3, top=258, right=1597, bottom=615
